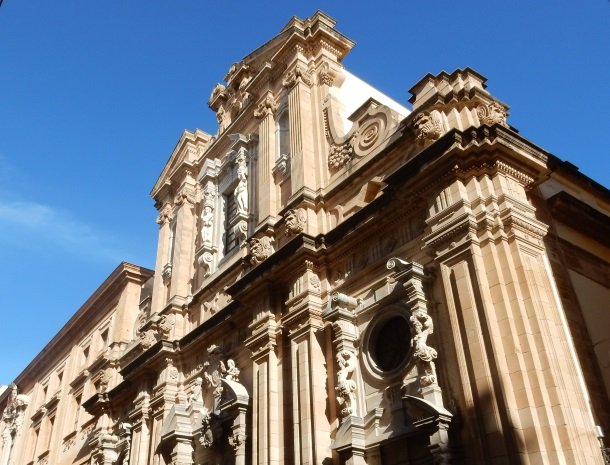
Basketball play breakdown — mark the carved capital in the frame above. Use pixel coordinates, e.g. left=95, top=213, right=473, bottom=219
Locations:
left=156, top=204, right=174, bottom=226
left=284, top=208, right=306, bottom=236
left=282, top=63, right=313, bottom=89
left=254, top=93, right=278, bottom=119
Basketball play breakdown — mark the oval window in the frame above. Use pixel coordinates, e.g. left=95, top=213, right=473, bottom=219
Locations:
left=370, top=315, right=410, bottom=372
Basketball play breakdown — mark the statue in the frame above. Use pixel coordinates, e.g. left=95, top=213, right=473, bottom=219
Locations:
left=188, top=377, right=203, bottom=405
left=201, top=205, right=214, bottom=244
left=235, top=161, right=248, bottom=214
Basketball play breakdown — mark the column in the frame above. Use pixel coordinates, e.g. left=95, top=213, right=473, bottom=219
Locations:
left=151, top=203, right=174, bottom=315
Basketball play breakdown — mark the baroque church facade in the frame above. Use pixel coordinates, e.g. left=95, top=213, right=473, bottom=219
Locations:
left=2, top=11, right=610, bottom=465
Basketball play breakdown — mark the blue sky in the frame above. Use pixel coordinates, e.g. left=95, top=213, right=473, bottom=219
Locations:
left=0, top=1, right=608, bottom=383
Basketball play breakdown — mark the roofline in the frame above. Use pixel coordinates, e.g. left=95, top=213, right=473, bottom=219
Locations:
left=10, top=262, right=153, bottom=388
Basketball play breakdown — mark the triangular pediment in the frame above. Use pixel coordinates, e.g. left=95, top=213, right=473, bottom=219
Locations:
left=150, top=129, right=212, bottom=200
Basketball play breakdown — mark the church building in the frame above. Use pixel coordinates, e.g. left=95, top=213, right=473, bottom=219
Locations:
left=2, top=11, right=610, bottom=465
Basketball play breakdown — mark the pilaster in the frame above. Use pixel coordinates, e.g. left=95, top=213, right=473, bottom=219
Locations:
left=282, top=260, right=330, bottom=465
left=424, top=164, right=602, bottom=464
left=254, top=92, right=279, bottom=226
left=152, top=202, right=174, bottom=315
left=283, top=63, right=315, bottom=198
left=244, top=292, right=280, bottom=465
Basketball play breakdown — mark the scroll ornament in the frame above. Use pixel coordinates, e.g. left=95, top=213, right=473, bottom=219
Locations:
left=477, top=101, right=508, bottom=126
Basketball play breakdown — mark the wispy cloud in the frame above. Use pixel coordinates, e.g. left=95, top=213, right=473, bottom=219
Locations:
left=0, top=199, right=124, bottom=262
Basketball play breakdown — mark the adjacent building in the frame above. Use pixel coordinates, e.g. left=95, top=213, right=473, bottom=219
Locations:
left=2, top=11, right=609, bottom=465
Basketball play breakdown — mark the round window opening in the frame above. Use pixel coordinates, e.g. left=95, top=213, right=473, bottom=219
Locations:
left=371, top=315, right=411, bottom=372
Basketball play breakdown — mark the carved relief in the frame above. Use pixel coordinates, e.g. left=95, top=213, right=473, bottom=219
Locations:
left=139, top=329, right=157, bottom=350
left=202, top=345, right=240, bottom=400
left=477, top=101, right=508, bottom=126
left=328, top=141, right=354, bottom=170
left=336, top=350, right=358, bottom=417
left=318, top=62, right=335, bottom=86
left=249, top=236, right=274, bottom=265
left=253, top=93, right=278, bottom=119
left=413, top=111, right=442, bottom=144
left=188, top=377, right=203, bottom=406
left=410, top=308, right=438, bottom=387
left=0, top=384, right=30, bottom=440
left=201, top=181, right=216, bottom=245
left=282, top=63, right=313, bottom=88
left=198, top=251, right=214, bottom=278
left=284, top=208, right=306, bottom=236
left=158, top=314, right=175, bottom=335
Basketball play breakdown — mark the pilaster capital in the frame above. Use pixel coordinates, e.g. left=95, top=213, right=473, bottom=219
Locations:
left=253, top=92, right=278, bottom=120
left=282, top=63, right=313, bottom=89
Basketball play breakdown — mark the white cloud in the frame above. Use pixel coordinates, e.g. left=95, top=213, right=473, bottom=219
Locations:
left=0, top=199, right=124, bottom=262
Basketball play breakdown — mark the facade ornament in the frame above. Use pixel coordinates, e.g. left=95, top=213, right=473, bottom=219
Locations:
left=477, top=101, right=508, bottom=126
left=209, top=83, right=226, bottom=104
left=188, top=377, right=203, bottom=406
left=318, top=62, right=335, bottom=86
left=335, top=350, right=358, bottom=418
left=158, top=314, right=175, bottom=335
left=284, top=208, right=306, bottom=236
left=234, top=153, right=249, bottom=215
left=413, top=111, right=443, bottom=144
left=0, top=384, right=30, bottom=442
left=236, top=220, right=248, bottom=243
left=161, top=263, right=172, bottom=285
left=198, top=251, right=214, bottom=277
left=199, top=413, right=221, bottom=449
left=201, top=182, right=216, bottom=245
left=328, top=141, right=354, bottom=170
left=249, top=236, right=274, bottom=265
left=175, top=188, right=196, bottom=207
left=156, top=204, right=174, bottom=226
left=139, top=329, right=157, bottom=350
left=410, top=308, right=438, bottom=387
left=97, top=368, right=113, bottom=393
left=229, top=430, right=246, bottom=452
left=282, top=63, right=313, bottom=89
left=254, top=93, right=278, bottom=119
left=216, top=106, right=228, bottom=133
left=202, top=345, right=240, bottom=400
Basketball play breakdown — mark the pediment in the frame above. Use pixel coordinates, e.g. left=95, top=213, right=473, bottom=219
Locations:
left=151, top=129, right=212, bottom=200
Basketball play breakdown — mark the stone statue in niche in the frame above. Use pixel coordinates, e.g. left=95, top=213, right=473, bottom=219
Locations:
left=234, top=154, right=248, bottom=215
left=335, top=350, right=358, bottom=418
left=201, top=205, right=214, bottom=244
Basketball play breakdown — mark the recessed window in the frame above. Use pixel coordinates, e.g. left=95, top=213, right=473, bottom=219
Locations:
left=370, top=315, right=411, bottom=372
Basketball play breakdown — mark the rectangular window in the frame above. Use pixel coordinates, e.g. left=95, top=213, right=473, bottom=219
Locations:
left=224, top=194, right=239, bottom=253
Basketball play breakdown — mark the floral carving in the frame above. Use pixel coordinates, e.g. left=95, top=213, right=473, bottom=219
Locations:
left=284, top=208, right=306, bottom=236
left=254, top=94, right=278, bottom=119
left=336, top=350, right=358, bottom=418
left=413, top=111, right=442, bottom=144
left=249, top=236, right=274, bottom=265
left=477, top=102, right=508, bottom=126
left=328, top=141, right=354, bottom=170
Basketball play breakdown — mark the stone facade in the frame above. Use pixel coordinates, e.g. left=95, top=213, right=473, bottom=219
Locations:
left=2, top=11, right=610, bottom=465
